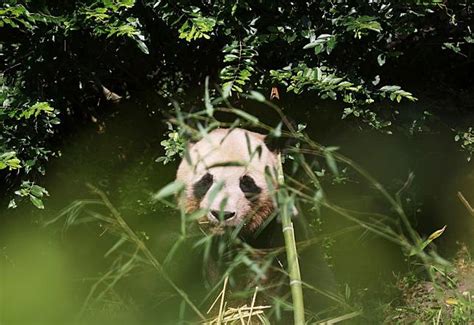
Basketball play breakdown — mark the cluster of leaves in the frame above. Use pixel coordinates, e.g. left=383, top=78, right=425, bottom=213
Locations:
left=0, top=3, right=34, bottom=29
left=0, top=77, right=60, bottom=207
left=79, top=0, right=149, bottom=54
left=341, top=15, right=382, bottom=39
left=153, top=0, right=470, bottom=134
left=155, top=123, right=186, bottom=165
left=10, top=181, right=49, bottom=209
left=0, top=151, right=20, bottom=171
left=261, top=4, right=423, bottom=131
left=270, top=64, right=362, bottom=100
left=1, top=0, right=147, bottom=47
left=454, top=127, right=474, bottom=162
left=220, top=40, right=257, bottom=95
left=1, top=0, right=472, bottom=207
left=269, top=64, right=416, bottom=132
left=177, top=6, right=216, bottom=42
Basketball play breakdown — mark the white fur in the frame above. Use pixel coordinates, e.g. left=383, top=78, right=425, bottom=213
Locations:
left=176, top=128, right=279, bottom=228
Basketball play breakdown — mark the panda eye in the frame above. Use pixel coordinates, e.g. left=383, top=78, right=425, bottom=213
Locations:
left=193, top=173, right=213, bottom=199
left=240, top=175, right=261, bottom=199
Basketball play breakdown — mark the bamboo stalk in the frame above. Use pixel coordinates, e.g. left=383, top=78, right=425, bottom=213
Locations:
left=276, top=154, right=306, bottom=325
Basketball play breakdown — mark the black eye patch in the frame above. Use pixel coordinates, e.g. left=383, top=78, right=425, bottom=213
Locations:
left=239, top=175, right=261, bottom=200
left=193, top=173, right=213, bottom=199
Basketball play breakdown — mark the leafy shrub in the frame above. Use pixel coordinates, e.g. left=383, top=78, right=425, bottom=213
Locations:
left=1, top=78, right=59, bottom=208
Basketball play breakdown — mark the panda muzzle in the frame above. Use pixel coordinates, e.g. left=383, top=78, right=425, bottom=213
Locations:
left=210, top=210, right=236, bottom=221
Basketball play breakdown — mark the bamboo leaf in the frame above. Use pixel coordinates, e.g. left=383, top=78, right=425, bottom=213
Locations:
left=249, top=90, right=266, bottom=102
left=229, top=108, right=259, bottom=125
left=427, top=225, right=447, bottom=242
left=152, top=181, right=185, bottom=201
left=29, top=195, right=44, bottom=209
left=204, top=76, right=214, bottom=116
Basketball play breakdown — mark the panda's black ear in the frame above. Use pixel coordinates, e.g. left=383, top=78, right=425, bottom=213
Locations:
left=264, top=134, right=300, bottom=153
left=263, top=120, right=299, bottom=153
left=264, top=135, right=287, bottom=153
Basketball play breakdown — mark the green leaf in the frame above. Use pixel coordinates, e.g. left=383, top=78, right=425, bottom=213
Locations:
left=229, top=108, right=259, bottom=125
left=271, top=122, right=282, bottom=138
left=204, top=76, right=214, bottom=116
left=303, top=42, right=318, bottom=50
left=152, top=180, right=185, bottom=201
left=427, top=225, right=447, bottom=242
left=249, top=90, right=266, bottom=102
left=324, top=147, right=339, bottom=177
left=222, top=82, right=232, bottom=99
left=314, top=44, right=324, bottom=55
left=207, top=180, right=224, bottom=207
left=377, top=54, right=386, bottom=66
left=136, top=39, right=149, bottom=54
left=8, top=199, right=17, bottom=209
left=30, top=185, right=48, bottom=198
left=104, top=236, right=128, bottom=257
left=380, top=85, right=401, bottom=92
left=29, top=195, right=44, bottom=209
left=410, top=225, right=447, bottom=256
left=187, top=208, right=207, bottom=221
left=0, top=151, right=21, bottom=170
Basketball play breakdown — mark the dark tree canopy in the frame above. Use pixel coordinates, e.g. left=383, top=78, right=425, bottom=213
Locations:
left=1, top=0, right=473, bottom=207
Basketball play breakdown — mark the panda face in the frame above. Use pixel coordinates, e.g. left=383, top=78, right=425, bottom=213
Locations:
left=192, top=170, right=263, bottom=227
left=176, top=128, right=279, bottom=233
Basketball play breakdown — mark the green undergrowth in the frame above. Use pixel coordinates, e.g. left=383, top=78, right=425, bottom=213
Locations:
left=45, top=88, right=473, bottom=324
left=385, top=245, right=473, bottom=324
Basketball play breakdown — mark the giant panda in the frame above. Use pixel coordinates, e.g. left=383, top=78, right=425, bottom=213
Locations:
left=175, top=127, right=337, bottom=317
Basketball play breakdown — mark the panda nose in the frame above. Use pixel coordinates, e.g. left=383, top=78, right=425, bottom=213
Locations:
left=210, top=210, right=236, bottom=221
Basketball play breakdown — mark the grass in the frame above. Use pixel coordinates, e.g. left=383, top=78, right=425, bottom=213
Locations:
left=385, top=245, right=473, bottom=324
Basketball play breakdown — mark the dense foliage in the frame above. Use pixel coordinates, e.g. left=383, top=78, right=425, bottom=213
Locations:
left=1, top=0, right=473, bottom=207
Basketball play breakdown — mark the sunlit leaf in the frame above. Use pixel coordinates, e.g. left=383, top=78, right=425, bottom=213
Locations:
left=445, top=298, right=458, bottom=305
left=29, top=195, right=44, bottom=209
left=152, top=181, right=185, bottom=201
left=136, top=39, right=149, bottom=54
left=8, top=199, right=17, bottom=209
left=204, top=76, right=214, bottom=116
left=249, top=90, right=266, bottom=102
left=427, top=225, right=447, bottom=242
left=229, top=108, right=259, bottom=125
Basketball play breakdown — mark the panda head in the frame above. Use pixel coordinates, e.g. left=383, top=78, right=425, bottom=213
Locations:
left=176, top=128, right=280, bottom=234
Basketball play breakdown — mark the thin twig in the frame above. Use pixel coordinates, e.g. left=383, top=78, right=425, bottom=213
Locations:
left=218, top=276, right=228, bottom=324
left=458, top=192, right=474, bottom=217
left=247, top=286, right=258, bottom=325
left=207, top=291, right=223, bottom=314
